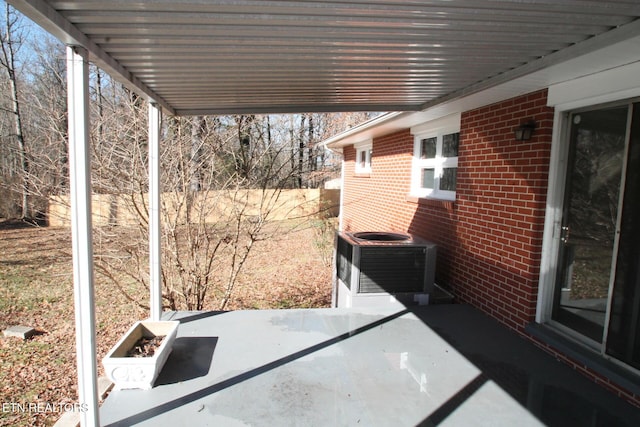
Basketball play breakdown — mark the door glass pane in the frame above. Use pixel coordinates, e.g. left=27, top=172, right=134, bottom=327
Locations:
left=607, top=104, right=640, bottom=368
left=553, top=106, right=628, bottom=342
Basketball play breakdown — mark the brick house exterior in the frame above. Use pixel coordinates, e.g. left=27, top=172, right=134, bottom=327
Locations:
left=328, top=85, right=640, bottom=406
left=342, top=89, right=553, bottom=333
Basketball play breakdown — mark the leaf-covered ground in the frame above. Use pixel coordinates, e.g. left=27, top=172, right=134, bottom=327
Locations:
left=0, top=219, right=332, bottom=426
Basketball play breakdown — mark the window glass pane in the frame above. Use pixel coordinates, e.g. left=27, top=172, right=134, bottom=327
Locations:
left=422, top=169, right=435, bottom=189
left=441, top=167, right=457, bottom=191
left=359, top=150, right=366, bottom=168
left=443, top=133, right=459, bottom=157
left=421, top=137, right=437, bottom=159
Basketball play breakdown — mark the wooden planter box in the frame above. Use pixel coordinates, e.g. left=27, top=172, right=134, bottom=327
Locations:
left=102, top=320, right=179, bottom=390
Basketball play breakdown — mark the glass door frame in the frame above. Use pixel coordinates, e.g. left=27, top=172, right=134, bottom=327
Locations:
left=538, top=98, right=637, bottom=363
left=601, top=104, right=633, bottom=356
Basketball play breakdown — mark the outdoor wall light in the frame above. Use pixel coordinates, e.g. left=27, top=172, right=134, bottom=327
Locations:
left=514, top=120, right=536, bottom=141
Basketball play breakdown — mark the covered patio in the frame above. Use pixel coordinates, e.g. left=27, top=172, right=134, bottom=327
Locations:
left=7, top=1, right=640, bottom=426
left=99, top=304, right=640, bottom=426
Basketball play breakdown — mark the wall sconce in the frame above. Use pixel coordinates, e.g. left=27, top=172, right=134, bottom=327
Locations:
left=514, top=120, right=536, bottom=141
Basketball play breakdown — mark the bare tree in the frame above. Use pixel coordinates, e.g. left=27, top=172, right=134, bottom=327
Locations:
left=0, top=4, right=28, bottom=218
left=189, top=116, right=205, bottom=192
left=89, top=101, right=307, bottom=311
left=0, top=11, right=376, bottom=311
left=26, top=34, right=67, bottom=201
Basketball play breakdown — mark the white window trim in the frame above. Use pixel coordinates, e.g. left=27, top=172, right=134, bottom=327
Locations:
left=354, top=139, right=372, bottom=174
left=410, top=114, right=461, bottom=201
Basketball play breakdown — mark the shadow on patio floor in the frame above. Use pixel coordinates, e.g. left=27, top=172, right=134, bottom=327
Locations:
left=413, top=305, right=639, bottom=426
left=100, top=304, right=640, bottom=426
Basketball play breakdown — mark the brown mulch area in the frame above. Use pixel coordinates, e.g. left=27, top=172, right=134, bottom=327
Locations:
left=0, top=219, right=332, bottom=426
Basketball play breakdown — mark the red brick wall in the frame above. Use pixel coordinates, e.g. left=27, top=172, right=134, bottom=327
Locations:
left=342, top=89, right=640, bottom=405
left=452, top=89, right=554, bottom=331
left=342, top=89, right=554, bottom=332
left=340, top=89, right=640, bottom=405
left=342, top=130, right=416, bottom=232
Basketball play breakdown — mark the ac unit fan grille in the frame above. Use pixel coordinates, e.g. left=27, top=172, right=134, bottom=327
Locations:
left=358, top=247, right=426, bottom=293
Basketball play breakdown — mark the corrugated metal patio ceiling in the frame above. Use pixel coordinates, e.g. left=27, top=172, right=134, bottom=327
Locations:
left=9, top=0, right=640, bottom=115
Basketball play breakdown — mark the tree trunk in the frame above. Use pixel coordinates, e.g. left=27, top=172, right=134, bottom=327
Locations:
left=308, top=115, right=315, bottom=187
left=190, top=116, right=205, bottom=192
left=1, top=5, right=28, bottom=218
left=9, top=68, right=27, bottom=217
left=289, top=115, right=296, bottom=188
left=298, top=114, right=306, bottom=188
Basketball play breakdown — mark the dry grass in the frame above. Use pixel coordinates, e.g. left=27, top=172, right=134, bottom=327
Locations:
left=0, top=218, right=332, bottom=426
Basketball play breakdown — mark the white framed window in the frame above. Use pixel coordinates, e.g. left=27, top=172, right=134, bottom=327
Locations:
left=354, top=140, right=372, bottom=174
left=410, top=114, right=460, bottom=201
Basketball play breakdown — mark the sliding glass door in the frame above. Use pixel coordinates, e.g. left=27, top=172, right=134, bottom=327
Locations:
left=552, top=101, right=640, bottom=369
left=606, top=105, right=640, bottom=369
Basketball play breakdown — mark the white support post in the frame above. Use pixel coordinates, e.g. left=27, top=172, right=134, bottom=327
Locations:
left=149, top=103, right=163, bottom=321
left=67, top=45, right=99, bottom=427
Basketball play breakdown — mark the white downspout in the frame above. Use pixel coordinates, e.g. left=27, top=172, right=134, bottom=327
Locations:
left=67, top=45, right=99, bottom=427
left=148, top=103, right=162, bottom=321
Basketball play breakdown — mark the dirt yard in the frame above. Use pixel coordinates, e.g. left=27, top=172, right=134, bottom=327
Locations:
left=0, top=219, right=333, bottom=426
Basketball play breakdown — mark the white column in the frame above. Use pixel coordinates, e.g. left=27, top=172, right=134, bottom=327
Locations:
left=67, top=45, right=99, bottom=427
left=148, top=103, right=163, bottom=321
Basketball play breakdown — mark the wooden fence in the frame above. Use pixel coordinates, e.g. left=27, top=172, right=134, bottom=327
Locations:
left=48, top=188, right=340, bottom=227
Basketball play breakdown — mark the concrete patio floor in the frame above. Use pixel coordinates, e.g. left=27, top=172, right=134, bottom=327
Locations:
left=99, top=304, right=640, bottom=426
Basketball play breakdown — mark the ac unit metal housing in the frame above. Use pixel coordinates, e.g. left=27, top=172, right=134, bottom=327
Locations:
left=333, top=231, right=437, bottom=308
